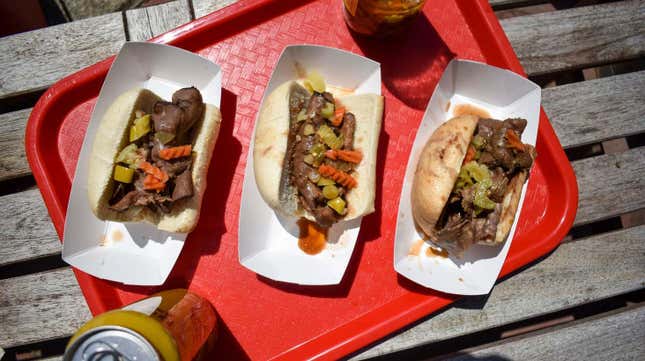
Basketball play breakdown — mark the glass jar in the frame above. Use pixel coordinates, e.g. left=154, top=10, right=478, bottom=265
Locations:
left=64, top=289, right=218, bottom=361
left=343, top=0, right=427, bottom=36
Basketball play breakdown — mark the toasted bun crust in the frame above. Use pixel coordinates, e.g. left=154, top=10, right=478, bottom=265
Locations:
left=253, top=81, right=384, bottom=222
left=88, top=88, right=222, bottom=233
left=411, top=115, right=479, bottom=238
left=411, top=114, right=527, bottom=247
left=335, top=93, right=383, bottom=220
left=491, top=170, right=526, bottom=244
left=254, top=81, right=301, bottom=213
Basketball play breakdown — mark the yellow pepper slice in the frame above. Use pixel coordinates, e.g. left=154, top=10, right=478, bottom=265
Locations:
left=129, top=114, right=151, bottom=142
left=114, top=165, right=135, bottom=183
left=306, top=70, right=325, bottom=93
left=327, top=197, right=346, bottom=215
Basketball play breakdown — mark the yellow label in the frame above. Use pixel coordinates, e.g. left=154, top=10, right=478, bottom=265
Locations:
left=344, top=0, right=359, bottom=16
left=69, top=310, right=180, bottom=361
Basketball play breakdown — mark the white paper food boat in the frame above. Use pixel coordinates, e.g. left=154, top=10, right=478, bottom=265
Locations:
left=394, top=59, right=540, bottom=295
left=62, top=42, right=222, bottom=286
left=238, top=45, right=381, bottom=285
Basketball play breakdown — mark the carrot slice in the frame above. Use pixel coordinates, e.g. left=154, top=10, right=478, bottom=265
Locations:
left=463, top=145, right=476, bottom=163
left=142, top=174, right=166, bottom=191
left=159, top=145, right=192, bottom=161
left=505, top=129, right=525, bottom=151
left=330, top=107, right=345, bottom=127
left=318, top=164, right=358, bottom=189
left=325, top=149, right=363, bottom=164
left=138, top=161, right=169, bottom=183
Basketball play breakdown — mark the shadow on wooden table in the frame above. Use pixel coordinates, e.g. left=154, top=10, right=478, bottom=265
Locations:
left=394, top=246, right=558, bottom=311
left=350, top=13, right=454, bottom=110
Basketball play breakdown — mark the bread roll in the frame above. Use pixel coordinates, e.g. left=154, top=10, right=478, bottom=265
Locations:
left=88, top=88, right=221, bottom=233
left=411, top=114, right=528, bottom=248
left=253, top=81, right=383, bottom=222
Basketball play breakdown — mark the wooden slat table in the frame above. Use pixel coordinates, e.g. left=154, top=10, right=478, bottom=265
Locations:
left=0, top=1, right=643, bottom=360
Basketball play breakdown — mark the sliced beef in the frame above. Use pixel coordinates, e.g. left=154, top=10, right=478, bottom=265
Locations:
left=472, top=203, right=502, bottom=243
left=298, top=182, right=323, bottom=211
left=172, top=169, right=194, bottom=201
left=172, top=87, right=205, bottom=140
left=109, top=182, right=129, bottom=206
left=150, top=137, right=163, bottom=162
left=133, top=172, right=146, bottom=192
left=488, top=167, right=508, bottom=202
left=488, top=124, right=515, bottom=169
left=460, top=185, right=475, bottom=213
left=323, top=158, right=354, bottom=173
left=435, top=212, right=475, bottom=253
left=504, top=118, right=527, bottom=134
left=111, top=191, right=139, bottom=211
left=478, top=151, right=495, bottom=167
left=292, top=132, right=317, bottom=211
left=110, top=87, right=207, bottom=214
left=322, top=92, right=335, bottom=103
left=110, top=190, right=171, bottom=212
left=513, top=144, right=536, bottom=170
left=156, top=158, right=192, bottom=179
left=340, top=112, right=356, bottom=150
left=307, top=92, right=327, bottom=125
left=285, top=90, right=358, bottom=228
left=289, top=87, right=309, bottom=119
left=152, top=102, right=184, bottom=136
left=313, top=206, right=340, bottom=228
left=477, top=118, right=500, bottom=138
left=477, top=118, right=532, bottom=172
left=435, top=213, right=467, bottom=243
left=436, top=117, right=536, bottom=251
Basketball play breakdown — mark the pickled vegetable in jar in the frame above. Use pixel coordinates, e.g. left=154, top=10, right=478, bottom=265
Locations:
left=343, top=0, right=427, bottom=36
left=64, top=289, right=217, bottom=361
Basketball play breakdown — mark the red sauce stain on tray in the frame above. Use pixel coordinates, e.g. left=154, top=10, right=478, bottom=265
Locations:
left=408, top=239, right=425, bottom=256
left=453, top=103, right=490, bottom=118
left=425, top=246, right=448, bottom=258
left=297, top=219, right=327, bottom=255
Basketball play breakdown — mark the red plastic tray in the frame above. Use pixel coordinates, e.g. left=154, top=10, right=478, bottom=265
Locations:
left=25, top=0, right=578, bottom=359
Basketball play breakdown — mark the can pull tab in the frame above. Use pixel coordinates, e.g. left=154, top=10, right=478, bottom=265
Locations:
left=83, top=339, right=133, bottom=361
left=66, top=327, right=160, bottom=361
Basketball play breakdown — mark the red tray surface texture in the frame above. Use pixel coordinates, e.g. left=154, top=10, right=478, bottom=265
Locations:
left=25, top=0, right=578, bottom=360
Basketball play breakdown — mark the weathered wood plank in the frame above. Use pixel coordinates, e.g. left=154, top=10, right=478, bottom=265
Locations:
left=445, top=306, right=645, bottom=361
left=0, top=268, right=91, bottom=348
left=125, top=0, right=193, bottom=42
left=490, top=0, right=548, bottom=8
left=544, top=70, right=645, bottom=149
left=192, top=0, right=239, bottom=18
left=0, top=12, right=126, bottom=100
left=59, top=0, right=130, bottom=21
left=351, top=225, right=645, bottom=359
left=574, top=147, right=645, bottom=226
left=0, top=188, right=61, bottom=267
left=501, top=1, right=645, bottom=76
left=0, top=108, right=31, bottom=181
